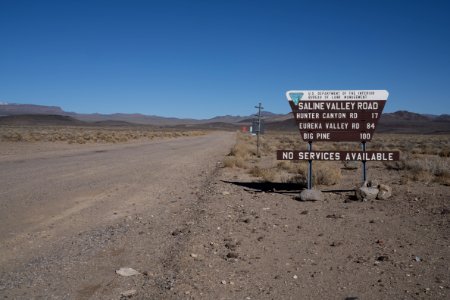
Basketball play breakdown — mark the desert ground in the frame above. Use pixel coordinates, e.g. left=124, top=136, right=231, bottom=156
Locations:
left=0, top=126, right=449, bottom=299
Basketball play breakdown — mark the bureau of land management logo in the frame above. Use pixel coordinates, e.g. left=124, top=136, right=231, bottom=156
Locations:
left=287, top=92, right=304, bottom=105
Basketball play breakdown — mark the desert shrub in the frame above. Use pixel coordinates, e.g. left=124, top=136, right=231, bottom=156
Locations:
left=292, top=162, right=308, bottom=176
left=282, top=162, right=308, bottom=183
left=284, top=174, right=307, bottom=185
left=278, top=160, right=339, bottom=185
left=2, top=131, right=23, bottom=142
left=223, top=156, right=247, bottom=169
left=276, top=135, right=295, bottom=144
left=229, top=142, right=253, bottom=158
left=370, top=142, right=384, bottom=150
left=260, top=139, right=275, bottom=155
left=384, top=159, right=406, bottom=170
left=249, top=166, right=276, bottom=182
left=313, top=163, right=342, bottom=186
left=436, top=170, right=450, bottom=186
left=383, top=151, right=407, bottom=170
left=390, top=155, right=450, bottom=184
left=276, top=161, right=292, bottom=171
left=228, top=133, right=257, bottom=159
left=276, top=160, right=308, bottom=174
left=439, top=149, right=450, bottom=157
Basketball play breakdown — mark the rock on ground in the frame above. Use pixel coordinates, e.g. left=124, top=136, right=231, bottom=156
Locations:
left=300, top=189, right=324, bottom=201
left=377, top=184, right=392, bottom=200
left=116, top=267, right=140, bottom=277
left=356, top=181, right=379, bottom=201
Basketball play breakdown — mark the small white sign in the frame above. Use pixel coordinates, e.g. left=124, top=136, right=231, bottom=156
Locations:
left=286, top=90, right=389, bottom=103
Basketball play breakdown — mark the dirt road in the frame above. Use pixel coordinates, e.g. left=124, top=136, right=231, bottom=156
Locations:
left=0, top=132, right=234, bottom=299
left=1, top=131, right=449, bottom=299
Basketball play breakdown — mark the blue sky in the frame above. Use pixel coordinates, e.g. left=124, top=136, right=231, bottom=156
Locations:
left=1, top=0, right=449, bottom=118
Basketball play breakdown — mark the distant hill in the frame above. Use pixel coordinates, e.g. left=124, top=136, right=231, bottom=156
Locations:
left=434, top=114, right=450, bottom=122
left=0, top=103, right=65, bottom=116
left=0, top=114, right=144, bottom=127
left=0, top=103, right=285, bottom=126
left=381, top=110, right=430, bottom=122
left=68, top=112, right=197, bottom=126
left=376, top=111, right=450, bottom=134
left=92, top=120, right=138, bottom=127
left=0, top=114, right=85, bottom=126
left=0, top=103, right=449, bottom=134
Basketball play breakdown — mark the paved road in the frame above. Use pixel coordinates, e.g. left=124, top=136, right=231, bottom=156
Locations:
left=0, top=132, right=234, bottom=298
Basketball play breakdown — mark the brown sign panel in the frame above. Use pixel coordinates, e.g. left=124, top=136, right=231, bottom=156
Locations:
left=285, top=90, right=389, bottom=142
left=289, top=100, right=386, bottom=142
left=277, top=150, right=400, bottom=161
left=298, top=131, right=375, bottom=142
left=289, top=100, right=386, bottom=112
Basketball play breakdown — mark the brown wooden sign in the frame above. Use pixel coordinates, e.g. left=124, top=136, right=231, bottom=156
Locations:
left=277, top=150, right=400, bottom=161
left=286, top=90, right=389, bottom=142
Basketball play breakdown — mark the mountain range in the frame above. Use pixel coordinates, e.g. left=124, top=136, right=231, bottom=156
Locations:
left=1, top=103, right=449, bottom=134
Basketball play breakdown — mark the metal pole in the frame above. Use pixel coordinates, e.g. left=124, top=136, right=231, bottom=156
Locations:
left=255, top=102, right=263, bottom=158
left=308, top=141, right=312, bottom=189
left=256, top=126, right=260, bottom=157
left=361, top=141, right=367, bottom=182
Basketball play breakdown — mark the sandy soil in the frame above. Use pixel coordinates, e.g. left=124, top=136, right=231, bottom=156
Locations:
left=173, top=163, right=449, bottom=300
left=0, top=132, right=449, bottom=299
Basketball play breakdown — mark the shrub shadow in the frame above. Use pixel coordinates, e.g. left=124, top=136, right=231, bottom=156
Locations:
left=222, top=180, right=306, bottom=194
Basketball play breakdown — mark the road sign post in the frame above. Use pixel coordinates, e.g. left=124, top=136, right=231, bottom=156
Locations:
left=308, top=141, right=312, bottom=189
left=362, top=141, right=367, bottom=182
left=278, top=90, right=399, bottom=192
left=254, top=102, right=264, bottom=157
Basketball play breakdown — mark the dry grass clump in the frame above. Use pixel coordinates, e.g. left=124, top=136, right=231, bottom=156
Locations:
left=279, top=160, right=341, bottom=186
left=375, top=134, right=450, bottom=185
left=313, top=162, right=342, bottom=185
left=223, top=132, right=256, bottom=168
left=439, top=149, right=450, bottom=157
left=273, top=134, right=301, bottom=150
left=276, top=161, right=307, bottom=174
left=229, top=142, right=254, bottom=158
left=385, top=153, right=450, bottom=185
left=284, top=174, right=307, bottom=185
left=276, top=161, right=292, bottom=171
left=374, top=134, right=450, bottom=155
left=0, top=125, right=205, bottom=144
left=406, top=157, right=450, bottom=184
left=249, top=166, right=276, bottom=182
left=269, top=133, right=343, bottom=186
left=379, top=135, right=446, bottom=183
left=223, top=156, right=247, bottom=169
left=224, top=132, right=343, bottom=186
left=281, top=162, right=308, bottom=184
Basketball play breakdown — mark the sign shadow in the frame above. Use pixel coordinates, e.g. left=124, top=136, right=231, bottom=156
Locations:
left=222, top=180, right=307, bottom=194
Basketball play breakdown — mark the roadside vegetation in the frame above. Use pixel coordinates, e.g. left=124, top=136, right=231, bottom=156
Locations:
left=0, top=125, right=205, bottom=144
left=377, top=134, right=450, bottom=185
left=223, top=132, right=342, bottom=186
left=224, top=131, right=450, bottom=186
